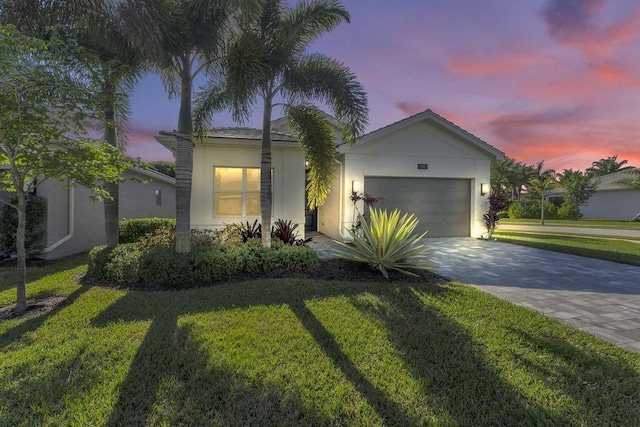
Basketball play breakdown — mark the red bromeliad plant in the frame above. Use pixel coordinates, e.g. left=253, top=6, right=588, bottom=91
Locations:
left=484, top=194, right=507, bottom=239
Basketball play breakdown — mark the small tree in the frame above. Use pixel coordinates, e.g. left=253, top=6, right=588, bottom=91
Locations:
left=0, top=26, right=129, bottom=314
left=527, top=175, right=558, bottom=225
left=558, top=169, right=599, bottom=220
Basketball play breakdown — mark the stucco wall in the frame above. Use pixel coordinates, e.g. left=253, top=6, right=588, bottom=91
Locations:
left=38, top=169, right=176, bottom=259
left=191, top=140, right=306, bottom=238
left=581, top=190, right=640, bottom=220
left=317, top=162, right=345, bottom=241
left=333, top=121, right=494, bottom=238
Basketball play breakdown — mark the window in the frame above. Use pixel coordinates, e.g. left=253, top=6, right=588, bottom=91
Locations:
left=155, top=189, right=162, bottom=206
left=214, top=167, right=261, bottom=217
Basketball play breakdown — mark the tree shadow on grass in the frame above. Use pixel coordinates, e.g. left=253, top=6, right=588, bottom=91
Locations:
left=87, top=279, right=637, bottom=425
left=100, top=297, right=326, bottom=426
left=348, top=284, right=566, bottom=425
left=0, top=284, right=92, bottom=350
left=0, top=255, right=88, bottom=294
left=506, top=326, right=640, bottom=425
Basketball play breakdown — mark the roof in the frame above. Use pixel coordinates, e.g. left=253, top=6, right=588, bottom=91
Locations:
left=546, top=168, right=638, bottom=196
left=129, top=166, right=175, bottom=185
left=156, top=127, right=298, bottom=152
left=341, top=109, right=505, bottom=160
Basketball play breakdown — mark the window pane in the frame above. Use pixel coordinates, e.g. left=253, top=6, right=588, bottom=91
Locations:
left=215, top=167, right=242, bottom=191
left=215, top=193, right=242, bottom=216
left=246, top=193, right=260, bottom=216
left=247, top=168, right=260, bottom=191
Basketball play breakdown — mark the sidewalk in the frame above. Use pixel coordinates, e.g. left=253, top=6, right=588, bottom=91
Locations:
left=497, top=224, right=640, bottom=238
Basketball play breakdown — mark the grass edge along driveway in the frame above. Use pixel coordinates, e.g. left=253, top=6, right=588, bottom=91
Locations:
left=493, top=229, right=640, bottom=266
left=1, top=256, right=640, bottom=425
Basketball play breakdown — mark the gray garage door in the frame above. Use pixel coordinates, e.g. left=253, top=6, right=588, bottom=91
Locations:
left=364, top=177, right=471, bottom=237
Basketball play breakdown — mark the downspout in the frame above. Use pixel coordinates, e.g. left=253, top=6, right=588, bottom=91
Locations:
left=335, top=159, right=353, bottom=242
left=42, top=184, right=74, bottom=254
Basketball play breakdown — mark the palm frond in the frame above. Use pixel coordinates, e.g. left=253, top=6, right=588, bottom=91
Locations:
left=285, top=105, right=336, bottom=209
left=283, top=53, right=368, bottom=144
left=279, top=0, right=350, bottom=54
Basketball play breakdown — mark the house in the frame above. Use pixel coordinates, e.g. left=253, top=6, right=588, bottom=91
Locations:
left=156, top=109, right=505, bottom=240
left=156, top=128, right=306, bottom=233
left=547, top=169, right=640, bottom=220
left=19, top=166, right=176, bottom=259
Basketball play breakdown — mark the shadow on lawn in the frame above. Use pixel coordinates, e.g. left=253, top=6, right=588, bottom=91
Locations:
left=89, top=280, right=639, bottom=425
left=0, top=255, right=88, bottom=294
left=0, top=285, right=92, bottom=350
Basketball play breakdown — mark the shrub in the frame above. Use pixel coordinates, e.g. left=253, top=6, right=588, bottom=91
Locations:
left=0, top=195, right=46, bottom=257
left=87, top=244, right=142, bottom=285
left=271, top=219, right=311, bottom=245
left=87, top=238, right=319, bottom=288
left=333, top=207, right=432, bottom=278
left=238, top=219, right=262, bottom=242
left=507, top=202, right=522, bottom=219
left=557, top=202, right=581, bottom=220
left=119, top=218, right=176, bottom=243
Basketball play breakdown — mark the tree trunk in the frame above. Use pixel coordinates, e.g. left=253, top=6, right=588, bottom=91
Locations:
left=540, top=194, right=545, bottom=225
left=103, top=83, right=119, bottom=248
left=260, top=96, right=273, bottom=248
left=15, top=189, right=27, bottom=314
left=175, top=64, right=193, bottom=253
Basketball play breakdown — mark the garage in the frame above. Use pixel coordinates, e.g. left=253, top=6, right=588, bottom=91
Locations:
left=364, top=177, right=471, bottom=237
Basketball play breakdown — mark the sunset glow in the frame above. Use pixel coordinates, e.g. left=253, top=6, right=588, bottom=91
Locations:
left=127, top=0, right=640, bottom=172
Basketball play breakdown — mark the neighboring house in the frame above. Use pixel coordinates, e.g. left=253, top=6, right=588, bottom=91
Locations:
left=156, top=109, right=505, bottom=240
left=547, top=169, right=640, bottom=220
left=0, top=166, right=176, bottom=260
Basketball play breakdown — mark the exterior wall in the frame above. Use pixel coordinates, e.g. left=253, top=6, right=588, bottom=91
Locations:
left=317, top=161, right=346, bottom=241
left=38, top=169, right=175, bottom=259
left=191, top=140, right=306, bottom=238
left=338, top=121, right=493, bottom=238
left=581, top=190, right=640, bottom=219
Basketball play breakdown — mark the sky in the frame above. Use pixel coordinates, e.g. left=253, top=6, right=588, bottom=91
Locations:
left=126, top=0, right=640, bottom=173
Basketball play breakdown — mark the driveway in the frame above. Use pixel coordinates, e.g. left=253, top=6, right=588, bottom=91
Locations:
left=427, top=238, right=640, bottom=352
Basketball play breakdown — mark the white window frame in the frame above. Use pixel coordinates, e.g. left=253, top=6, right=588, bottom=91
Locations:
left=213, top=167, right=261, bottom=217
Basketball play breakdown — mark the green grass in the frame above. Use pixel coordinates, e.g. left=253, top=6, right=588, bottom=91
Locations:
left=500, top=218, right=640, bottom=230
left=1, top=256, right=640, bottom=425
left=493, top=230, right=640, bottom=266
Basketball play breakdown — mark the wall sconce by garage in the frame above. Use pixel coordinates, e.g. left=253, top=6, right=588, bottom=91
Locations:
left=480, top=183, right=489, bottom=196
left=352, top=179, right=361, bottom=194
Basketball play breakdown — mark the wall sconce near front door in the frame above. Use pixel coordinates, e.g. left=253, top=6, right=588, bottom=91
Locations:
left=480, top=182, right=489, bottom=196
left=352, top=179, right=361, bottom=194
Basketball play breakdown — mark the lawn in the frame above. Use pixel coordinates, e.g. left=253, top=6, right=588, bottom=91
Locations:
left=500, top=218, right=640, bottom=230
left=493, top=230, right=640, bottom=266
left=1, top=257, right=640, bottom=425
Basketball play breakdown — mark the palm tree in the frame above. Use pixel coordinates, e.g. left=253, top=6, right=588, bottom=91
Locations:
left=196, top=0, right=368, bottom=247
left=587, top=155, right=631, bottom=177
left=145, top=0, right=257, bottom=253
left=527, top=175, right=558, bottom=225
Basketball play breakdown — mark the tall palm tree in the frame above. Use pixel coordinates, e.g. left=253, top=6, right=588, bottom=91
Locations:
left=196, top=0, right=368, bottom=247
left=587, top=155, right=631, bottom=177
left=146, top=0, right=256, bottom=253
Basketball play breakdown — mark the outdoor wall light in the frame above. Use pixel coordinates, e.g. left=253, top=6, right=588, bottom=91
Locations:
left=352, top=179, right=361, bottom=194
left=480, top=182, right=489, bottom=196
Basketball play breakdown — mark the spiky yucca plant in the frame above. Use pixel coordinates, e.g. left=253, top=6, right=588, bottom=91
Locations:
left=333, top=207, right=432, bottom=278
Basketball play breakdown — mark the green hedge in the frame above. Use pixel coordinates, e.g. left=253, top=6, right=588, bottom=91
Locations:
left=119, top=218, right=176, bottom=243
left=0, top=195, right=46, bottom=257
left=87, top=239, right=319, bottom=289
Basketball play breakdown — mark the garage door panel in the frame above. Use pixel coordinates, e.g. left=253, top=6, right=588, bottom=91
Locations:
left=364, top=177, right=470, bottom=237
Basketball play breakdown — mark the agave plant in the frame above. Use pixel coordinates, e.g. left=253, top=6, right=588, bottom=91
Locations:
left=333, top=207, right=433, bottom=278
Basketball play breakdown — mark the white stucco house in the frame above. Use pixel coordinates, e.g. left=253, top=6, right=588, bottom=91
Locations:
left=0, top=167, right=176, bottom=259
left=547, top=169, right=640, bottom=220
left=156, top=109, right=505, bottom=240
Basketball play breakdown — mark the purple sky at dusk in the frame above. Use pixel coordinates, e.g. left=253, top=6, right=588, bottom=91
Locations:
left=126, top=0, right=640, bottom=172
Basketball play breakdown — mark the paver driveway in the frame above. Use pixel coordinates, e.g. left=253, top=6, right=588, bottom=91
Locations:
left=427, top=238, right=640, bottom=352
